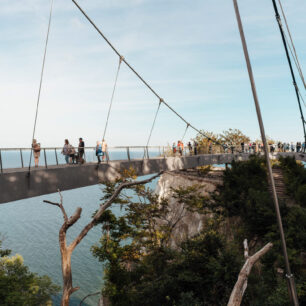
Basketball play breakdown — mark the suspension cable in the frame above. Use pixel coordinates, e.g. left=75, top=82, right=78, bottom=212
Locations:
left=28, top=0, right=54, bottom=172
left=272, top=0, right=306, bottom=151
left=145, top=99, right=162, bottom=150
left=181, top=123, right=190, bottom=141
left=71, top=0, right=225, bottom=149
left=297, top=87, right=306, bottom=108
left=278, top=0, right=306, bottom=89
left=102, top=56, right=123, bottom=141
left=282, top=32, right=306, bottom=109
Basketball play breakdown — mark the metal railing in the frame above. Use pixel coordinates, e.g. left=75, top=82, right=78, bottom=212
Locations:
left=2, top=143, right=298, bottom=173
left=0, top=146, right=172, bottom=172
left=0, top=144, right=232, bottom=172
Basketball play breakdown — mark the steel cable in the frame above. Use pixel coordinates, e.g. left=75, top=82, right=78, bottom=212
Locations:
left=181, top=124, right=189, bottom=141
left=102, top=56, right=123, bottom=141
left=273, top=1, right=306, bottom=152
left=71, top=0, right=225, bottom=149
left=28, top=0, right=54, bottom=172
left=278, top=0, right=306, bottom=89
left=144, top=99, right=162, bottom=158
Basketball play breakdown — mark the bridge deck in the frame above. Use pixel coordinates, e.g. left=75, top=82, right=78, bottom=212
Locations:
left=0, top=152, right=304, bottom=204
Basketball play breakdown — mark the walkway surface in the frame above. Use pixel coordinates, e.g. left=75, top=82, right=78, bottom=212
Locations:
left=0, top=152, right=305, bottom=204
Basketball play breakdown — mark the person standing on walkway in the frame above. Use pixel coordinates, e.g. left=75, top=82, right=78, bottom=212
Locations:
left=69, top=144, right=76, bottom=164
left=172, top=142, right=176, bottom=155
left=78, top=138, right=85, bottom=162
left=32, top=139, right=41, bottom=167
left=178, top=140, right=183, bottom=156
left=208, top=141, right=212, bottom=154
left=62, top=139, right=71, bottom=164
left=96, top=141, right=102, bottom=164
left=241, top=142, right=244, bottom=153
left=188, top=141, right=192, bottom=155
left=193, top=141, right=198, bottom=155
left=102, top=139, right=107, bottom=162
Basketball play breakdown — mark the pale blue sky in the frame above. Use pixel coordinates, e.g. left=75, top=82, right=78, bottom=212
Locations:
left=1, top=0, right=306, bottom=147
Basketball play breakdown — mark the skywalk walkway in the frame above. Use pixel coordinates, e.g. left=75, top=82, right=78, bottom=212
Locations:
left=0, top=152, right=304, bottom=204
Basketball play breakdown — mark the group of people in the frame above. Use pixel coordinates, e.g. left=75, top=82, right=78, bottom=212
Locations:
left=31, top=138, right=108, bottom=166
left=61, top=138, right=86, bottom=164
left=172, top=140, right=199, bottom=156
left=276, top=141, right=305, bottom=153
left=240, top=141, right=306, bottom=154
left=170, top=140, right=306, bottom=157
left=172, top=140, right=185, bottom=156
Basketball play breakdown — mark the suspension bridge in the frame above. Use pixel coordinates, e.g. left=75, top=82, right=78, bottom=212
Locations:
left=2, top=1, right=306, bottom=304
left=0, top=0, right=305, bottom=207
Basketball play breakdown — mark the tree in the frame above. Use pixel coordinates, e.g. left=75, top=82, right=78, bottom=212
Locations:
left=92, top=155, right=306, bottom=305
left=193, top=130, right=222, bottom=154
left=43, top=170, right=162, bottom=306
left=193, top=128, right=250, bottom=154
left=0, top=238, right=60, bottom=305
left=211, top=155, right=306, bottom=304
left=219, top=128, right=250, bottom=147
left=91, top=182, right=243, bottom=306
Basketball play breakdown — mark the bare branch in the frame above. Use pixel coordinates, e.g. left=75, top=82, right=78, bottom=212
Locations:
left=44, top=172, right=163, bottom=305
left=228, top=242, right=273, bottom=306
left=43, top=200, right=60, bottom=208
left=67, top=207, right=82, bottom=228
left=69, top=171, right=163, bottom=251
left=79, top=291, right=101, bottom=306
left=44, top=190, right=68, bottom=222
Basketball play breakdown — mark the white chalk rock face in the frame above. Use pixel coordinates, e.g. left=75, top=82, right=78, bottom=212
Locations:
left=155, top=170, right=221, bottom=248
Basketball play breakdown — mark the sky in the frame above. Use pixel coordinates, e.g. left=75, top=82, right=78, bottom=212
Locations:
left=1, top=0, right=306, bottom=148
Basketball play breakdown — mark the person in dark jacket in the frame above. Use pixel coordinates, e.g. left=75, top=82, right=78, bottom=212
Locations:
left=78, top=138, right=85, bottom=162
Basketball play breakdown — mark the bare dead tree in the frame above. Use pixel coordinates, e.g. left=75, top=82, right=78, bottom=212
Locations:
left=227, top=239, right=273, bottom=306
left=44, top=172, right=163, bottom=306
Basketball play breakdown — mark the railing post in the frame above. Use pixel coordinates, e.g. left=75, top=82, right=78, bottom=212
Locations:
left=43, top=148, right=48, bottom=169
left=20, top=149, right=24, bottom=168
left=126, top=147, right=131, bottom=161
left=55, top=148, right=58, bottom=165
left=0, top=149, right=2, bottom=173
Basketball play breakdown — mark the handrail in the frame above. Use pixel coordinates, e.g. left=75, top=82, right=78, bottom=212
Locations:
left=0, top=146, right=170, bottom=151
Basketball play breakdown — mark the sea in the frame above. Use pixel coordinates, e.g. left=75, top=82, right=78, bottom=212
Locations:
left=0, top=150, right=160, bottom=305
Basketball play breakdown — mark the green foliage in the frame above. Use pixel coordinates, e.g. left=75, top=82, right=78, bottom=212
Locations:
left=92, top=180, right=241, bottom=306
left=0, top=239, right=60, bottom=305
left=196, top=165, right=212, bottom=176
left=219, top=128, right=250, bottom=146
left=279, top=156, right=306, bottom=207
left=215, top=156, right=277, bottom=238
left=92, top=156, right=306, bottom=305
left=194, top=130, right=222, bottom=154
left=194, top=128, right=250, bottom=153
left=212, top=155, right=306, bottom=305
left=0, top=239, right=11, bottom=258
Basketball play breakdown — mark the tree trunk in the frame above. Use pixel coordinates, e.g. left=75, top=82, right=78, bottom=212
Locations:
left=61, top=248, right=75, bottom=306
